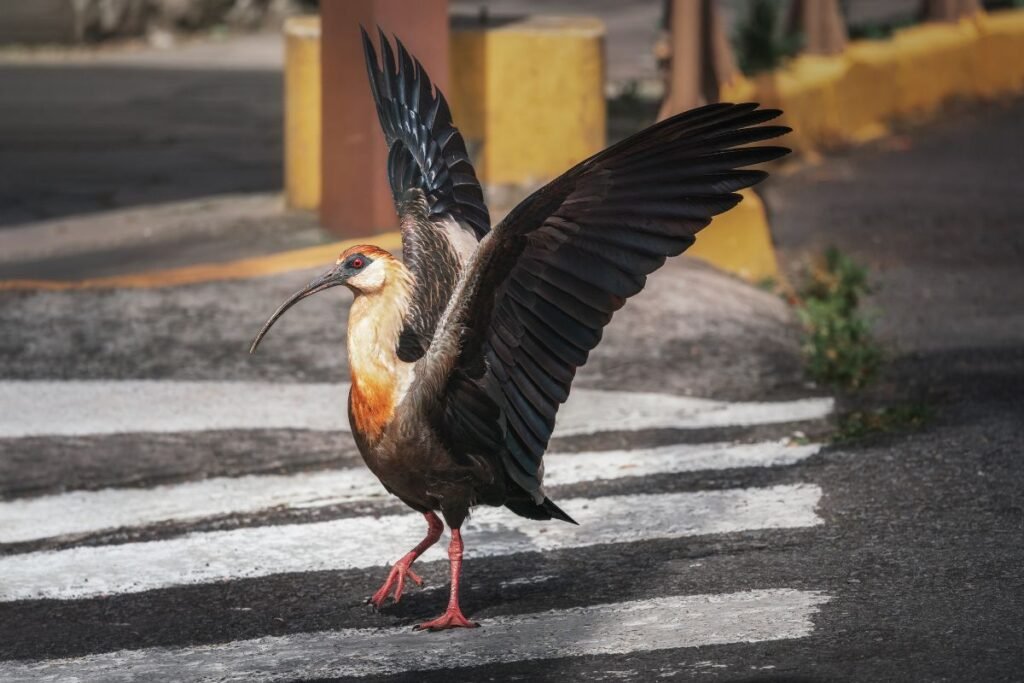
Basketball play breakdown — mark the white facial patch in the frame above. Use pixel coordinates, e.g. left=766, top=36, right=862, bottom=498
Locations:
left=346, top=259, right=387, bottom=293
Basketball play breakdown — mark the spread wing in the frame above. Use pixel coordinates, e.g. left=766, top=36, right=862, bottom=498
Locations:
left=361, top=28, right=491, bottom=361
left=428, top=102, right=791, bottom=503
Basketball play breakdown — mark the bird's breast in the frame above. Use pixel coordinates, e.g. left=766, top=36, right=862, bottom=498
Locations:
left=347, top=349, right=415, bottom=443
left=349, top=372, right=398, bottom=441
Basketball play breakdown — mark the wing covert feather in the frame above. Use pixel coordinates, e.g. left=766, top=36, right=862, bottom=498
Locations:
left=361, top=28, right=491, bottom=360
left=429, top=102, right=791, bottom=501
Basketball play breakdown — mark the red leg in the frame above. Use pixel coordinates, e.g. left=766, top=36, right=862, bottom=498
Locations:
left=414, top=527, right=479, bottom=631
left=369, top=511, right=443, bottom=609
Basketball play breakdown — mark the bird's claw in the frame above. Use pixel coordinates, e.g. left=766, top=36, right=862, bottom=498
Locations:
left=368, top=561, right=423, bottom=609
left=413, top=608, right=479, bottom=631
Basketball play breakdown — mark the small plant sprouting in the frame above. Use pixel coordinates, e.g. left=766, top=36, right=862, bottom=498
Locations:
left=834, top=402, right=933, bottom=443
left=793, top=247, right=882, bottom=391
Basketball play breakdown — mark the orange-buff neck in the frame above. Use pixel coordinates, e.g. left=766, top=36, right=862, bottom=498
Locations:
left=346, top=256, right=414, bottom=441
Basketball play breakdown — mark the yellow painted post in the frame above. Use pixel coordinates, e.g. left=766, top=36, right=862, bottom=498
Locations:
left=284, top=16, right=321, bottom=211
left=450, top=16, right=606, bottom=185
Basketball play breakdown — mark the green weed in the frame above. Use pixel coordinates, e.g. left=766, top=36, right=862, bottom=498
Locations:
left=793, top=247, right=882, bottom=390
left=834, top=402, right=933, bottom=443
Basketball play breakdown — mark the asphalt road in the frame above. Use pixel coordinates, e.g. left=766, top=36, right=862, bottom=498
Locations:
left=0, top=0, right=925, bottom=230
left=2, top=94, right=1023, bottom=683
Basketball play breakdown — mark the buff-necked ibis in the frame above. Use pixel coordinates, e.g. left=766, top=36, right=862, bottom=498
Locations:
left=250, top=28, right=790, bottom=631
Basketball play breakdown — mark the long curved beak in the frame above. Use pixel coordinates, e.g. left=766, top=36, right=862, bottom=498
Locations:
left=249, top=266, right=346, bottom=354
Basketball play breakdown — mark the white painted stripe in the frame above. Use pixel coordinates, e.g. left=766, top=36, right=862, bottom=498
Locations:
left=0, top=380, right=833, bottom=438
left=0, top=381, right=341, bottom=438
left=554, top=388, right=833, bottom=436
left=540, top=440, right=819, bottom=487
left=0, top=484, right=822, bottom=602
left=0, top=589, right=829, bottom=682
left=0, top=441, right=820, bottom=544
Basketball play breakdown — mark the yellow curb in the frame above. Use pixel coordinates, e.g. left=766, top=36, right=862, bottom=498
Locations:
left=0, top=232, right=402, bottom=292
left=689, top=189, right=779, bottom=282
left=722, top=8, right=1024, bottom=153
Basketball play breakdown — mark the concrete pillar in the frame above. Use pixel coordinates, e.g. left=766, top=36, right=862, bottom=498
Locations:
left=658, top=0, right=739, bottom=120
left=319, top=0, right=449, bottom=237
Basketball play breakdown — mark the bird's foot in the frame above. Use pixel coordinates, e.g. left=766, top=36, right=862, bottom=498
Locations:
left=413, top=607, right=479, bottom=631
left=368, top=559, right=423, bottom=609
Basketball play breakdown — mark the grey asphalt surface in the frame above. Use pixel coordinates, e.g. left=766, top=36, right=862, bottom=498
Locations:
left=2, top=98, right=1023, bottom=681
left=0, top=63, right=281, bottom=229
left=1, top=23, right=1023, bottom=683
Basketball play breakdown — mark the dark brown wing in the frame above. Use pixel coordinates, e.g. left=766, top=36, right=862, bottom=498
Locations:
left=426, top=102, right=790, bottom=510
left=361, top=28, right=491, bottom=361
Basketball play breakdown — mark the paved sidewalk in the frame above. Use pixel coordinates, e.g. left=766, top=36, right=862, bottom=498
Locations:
left=0, top=194, right=330, bottom=281
left=0, top=33, right=283, bottom=229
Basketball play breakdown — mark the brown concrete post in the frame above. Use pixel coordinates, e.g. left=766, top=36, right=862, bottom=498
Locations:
left=319, top=0, right=449, bottom=238
left=788, top=0, right=848, bottom=56
left=658, top=0, right=739, bottom=120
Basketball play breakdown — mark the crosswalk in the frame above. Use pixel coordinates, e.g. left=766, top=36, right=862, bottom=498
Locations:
left=0, top=380, right=834, bottom=438
left=0, top=440, right=820, bottom=545
left=0, top=380, right=834, bottom=681
left=0, top=590, right=830, bottom=682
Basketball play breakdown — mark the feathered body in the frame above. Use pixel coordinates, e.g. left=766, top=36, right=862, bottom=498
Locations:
left=250, top=27, right=792, bottom=630
left=342, top=246, right=413, bottom=442
left=341, top=244, right=504, bottom=526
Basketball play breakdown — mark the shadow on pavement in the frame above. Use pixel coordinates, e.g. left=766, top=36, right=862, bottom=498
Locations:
left=0, top=64, right=282, bottom=228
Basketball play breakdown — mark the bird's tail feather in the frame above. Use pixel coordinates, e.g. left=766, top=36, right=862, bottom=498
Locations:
left=504, top=497, right=579, bottom=525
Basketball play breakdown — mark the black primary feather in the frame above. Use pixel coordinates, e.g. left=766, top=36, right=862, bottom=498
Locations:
left=430, top=102, right=791, bottom=511
left=361, top=28, right=491, bottom=361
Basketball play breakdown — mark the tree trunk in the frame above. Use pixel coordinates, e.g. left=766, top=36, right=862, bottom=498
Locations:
left=658, top=0, right=739, bottom=120
left=787, top=0, right=848, bottom=56
left=922, top=0, right=983, bottom=22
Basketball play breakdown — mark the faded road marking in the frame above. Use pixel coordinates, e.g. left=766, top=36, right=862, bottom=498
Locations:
left=0, top=380, right=833, bottom=438
left=0, top=441, right=820, bottom=544
left=0, top=484, right=822, bottom=602
left=0, top=589, right=830, bottom=682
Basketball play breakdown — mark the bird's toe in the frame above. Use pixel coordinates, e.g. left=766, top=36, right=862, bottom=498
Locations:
left=368, top=562, right=423, bottom=609
left=413, top=608, right=479, bottom=631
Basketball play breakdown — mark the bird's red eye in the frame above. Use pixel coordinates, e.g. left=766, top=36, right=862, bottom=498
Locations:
left=349, top=258, right=364, bottom=269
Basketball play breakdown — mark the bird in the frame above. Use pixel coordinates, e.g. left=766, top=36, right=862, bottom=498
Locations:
left=250, top=27, right=790, bottom=631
